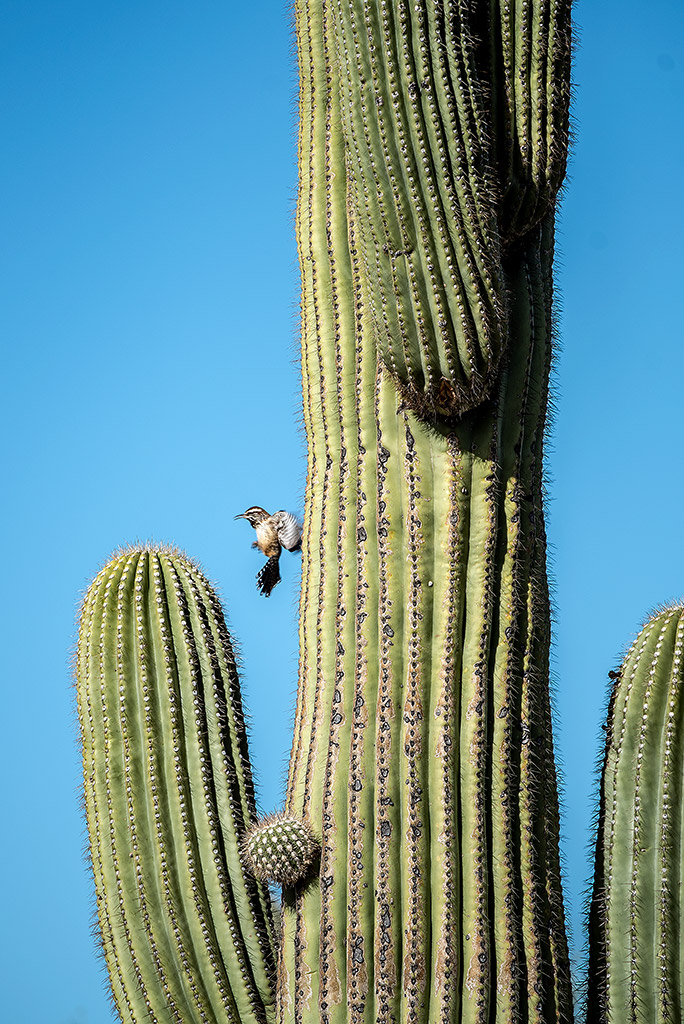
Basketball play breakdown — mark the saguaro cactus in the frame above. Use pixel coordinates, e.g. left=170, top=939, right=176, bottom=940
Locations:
left=587, top=604, right=684, bottom=1023
left=76, top=3, right=576, bottom=1024
left=282, top=1, right=573, bottom=1022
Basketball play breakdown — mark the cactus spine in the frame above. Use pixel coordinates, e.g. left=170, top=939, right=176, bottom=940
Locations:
left=587, top=605, right=684, bottom=1023
left=282, top=2, right=573, bottom=1023
left=77, top=547, right=277, bottom=1024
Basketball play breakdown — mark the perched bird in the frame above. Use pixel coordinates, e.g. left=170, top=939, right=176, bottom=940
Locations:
left=235, top=506, right=302, bottom=596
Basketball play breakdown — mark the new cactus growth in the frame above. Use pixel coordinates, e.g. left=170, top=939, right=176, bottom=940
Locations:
left=243, top=814, right=320, bottom=887
left=77, top=546, right=277, bottom=1024
left=587, top=604, right=684, bottom=1023
left=75, top=2, right=587, bottom=1023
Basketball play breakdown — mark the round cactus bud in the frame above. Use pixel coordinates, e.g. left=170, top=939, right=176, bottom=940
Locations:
left=243, top=813, right=319, bottom=887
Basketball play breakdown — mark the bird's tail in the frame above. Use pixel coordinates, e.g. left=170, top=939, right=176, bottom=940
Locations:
left=257, top=556, right=281, bottom=597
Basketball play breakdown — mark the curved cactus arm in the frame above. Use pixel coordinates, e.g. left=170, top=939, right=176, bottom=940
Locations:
left=325, top=0, right=572, bottom=419
left=587, top=603, right=684, bottom=1024
left=77, top=545, right=277, bottom=1024
left=329, top=0, right=508, bottom=418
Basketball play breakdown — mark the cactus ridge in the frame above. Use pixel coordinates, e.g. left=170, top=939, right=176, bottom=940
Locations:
left=243, top=813, right=320, bottom=888
left=587, top=603, right=684, bottom=1024
left=77, top=546, right=277, bottom=1024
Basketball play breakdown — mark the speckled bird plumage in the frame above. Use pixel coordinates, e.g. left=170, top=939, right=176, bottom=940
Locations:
left=235, top=506, right=302, bottom=596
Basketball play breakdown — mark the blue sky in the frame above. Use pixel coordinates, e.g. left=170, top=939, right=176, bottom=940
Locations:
left=1, top=2, right=682, bottom=1020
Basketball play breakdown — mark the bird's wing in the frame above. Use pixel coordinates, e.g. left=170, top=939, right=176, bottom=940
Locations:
left=273, top=511, right=302, bottom=551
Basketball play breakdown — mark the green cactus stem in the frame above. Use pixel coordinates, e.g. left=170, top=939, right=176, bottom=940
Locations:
left=243, top=813, right=320, bottom=887
left=587, top=604, right=684, bottom=1024
left=281, top=2, right=573, bottom=1023
left=329, top=0, right=571, bottom=419
left=76, top=545, right=277, bottom=1024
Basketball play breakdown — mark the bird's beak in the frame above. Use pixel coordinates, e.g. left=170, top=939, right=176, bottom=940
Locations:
left=234, top=513, right=246, bottom=520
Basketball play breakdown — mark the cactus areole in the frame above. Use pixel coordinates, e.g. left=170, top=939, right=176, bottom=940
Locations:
left=76, top=3, right=575, bottom=1024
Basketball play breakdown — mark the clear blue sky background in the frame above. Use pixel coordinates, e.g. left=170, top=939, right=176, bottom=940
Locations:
left=1, top=2, right=682, bottom=1020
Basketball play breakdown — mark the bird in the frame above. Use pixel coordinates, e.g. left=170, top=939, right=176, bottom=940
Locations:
left=235, top=506, right=302, bottom=596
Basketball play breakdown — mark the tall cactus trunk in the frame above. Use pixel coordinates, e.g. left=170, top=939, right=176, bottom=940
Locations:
left=281, top=2, right=573, bottom=1022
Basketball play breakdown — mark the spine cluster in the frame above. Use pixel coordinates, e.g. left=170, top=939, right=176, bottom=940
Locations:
left=76, top=546, right=277, bottom=1024
left=588, top=605, right=684, bottom=1023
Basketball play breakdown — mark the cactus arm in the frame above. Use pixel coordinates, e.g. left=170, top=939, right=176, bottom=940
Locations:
left=331, top=0, right=508, bottom=418
left=486, top=0, right=573, bottom=239
left=77, top=548, right=277, bottom=1024
left=587, top=606, right=684, bottom=1023
left=244, top=814, right=320, bottom=886
left=324, top=0, right=572, bottom=419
